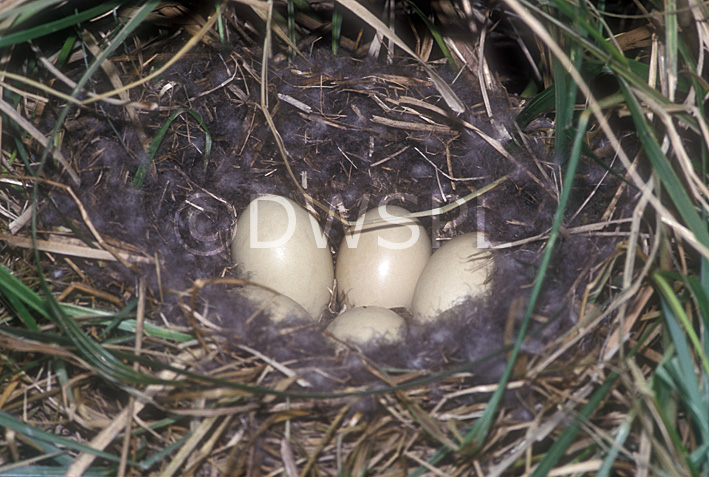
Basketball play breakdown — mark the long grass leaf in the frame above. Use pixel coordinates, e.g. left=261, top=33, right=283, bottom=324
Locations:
left=520, top=0, right=698, bottom=132
left=516, top=84, right=555, bottom=129
left=40, top=293, right=171, bottom=386
left=531, top=319, right=664, bottom=475
left=618, top=79, right=709, bottom=248
left=665, top=0, right=679, bottom=101
left=0, top=466, right=114, bottom=477
left=413, top=103, right=594, bottom=476
left=0, top=266, right=48, bottom=322
left=137, top=433, right=192, bottom=470
left=596, top=408, right=637, bottom=477
left=651, top=361, right=701, bottom=475
left=654, top=278, right=709, bottom=450
left=653, top=272, right=709, bottom=376
left=0, top=2, right=125, bottom=48
left=36, top=0, right=162, bottom=180
left=403, top=0, right=455, bottom=66
left=0, top=267, right=188, bottom=341
left=1, top=288, right=38, bottom=330
left=685, top=275, right=709, bottom=357
left=531, top=371, right=620, bottom=476
left=0, top=411, right=137, bottom=466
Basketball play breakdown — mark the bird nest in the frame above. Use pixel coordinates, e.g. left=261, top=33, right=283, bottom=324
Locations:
left=0, top=4, right=650, bottom=475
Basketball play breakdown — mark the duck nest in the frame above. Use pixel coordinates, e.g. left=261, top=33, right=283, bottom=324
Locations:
left=0, top=2, right=655, bottom=475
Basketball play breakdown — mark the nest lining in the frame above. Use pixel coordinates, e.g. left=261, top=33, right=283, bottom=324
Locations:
left=39, top=33, right=633, bottom=368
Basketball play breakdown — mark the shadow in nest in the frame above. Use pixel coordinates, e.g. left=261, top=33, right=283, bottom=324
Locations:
left=36, top=31, right=637, bottom=402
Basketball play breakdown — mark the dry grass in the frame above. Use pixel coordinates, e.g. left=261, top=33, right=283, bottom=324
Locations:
left=1, top=0, right=708, bottom=475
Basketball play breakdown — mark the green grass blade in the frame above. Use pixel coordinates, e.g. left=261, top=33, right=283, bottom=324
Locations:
left=216, top=1, right=227, bottom=44
left=530, top=319, right=664, bottom=475
left=403, top=0, right=455, bottom=67
left=596, top=408, right=636, bottom=477
left=654, top=283, right=709, bottom=449
left=664, top=0, right=679, bottom=100
left=685, top=275, right=709, bottom=357
left=133, top=108, right=212, bottom=187
left=618, top=78, right=709, bottom=248
left=0, top=269, right=184, bottom=341
left=655, top=357, right=709, bottom=447
left=412, top=106, right=594, bottom=476
left=54, top=34, right=78, bottom=70
left=0, top=466, right=114, bottom=477
left=516, top=84, right=555, bottom=129
left=36, top=0, right=162, bottom=180
left=332, top=4, right=343, bottom=55
left=0, top=266, right=46, bottom=327
left=0, top=0, right=68, bottom=23
left=653, top=272, right=709, bottom=377
left=551, top=3, right=584, bottom=157
left=519, top=0, right=698, bottom=132
left=39, top=291, right=173, bottom=386
left=0, top=266, right=190, bottom=343
left=546, top=0, right=629, bottom=67
left=98, top=300, right=138, bottom=339
left=531, top=371, right=620, bottom=476
left=0, top=2, right=125, bottom=48
left=102, top=318, right=194, bottom=342
left=689, top=441, right=709, bottom=469
left=1, top=287, right=39, bottom=330
left=0, top=411, right=137, bottom=466
left=287, top=0, right=296, bottom=52
left=137, top=433, right=191, bottom=470
left=652, top=362, right=701, bottom=475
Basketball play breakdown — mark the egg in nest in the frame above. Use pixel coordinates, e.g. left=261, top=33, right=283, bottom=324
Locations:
left=231, top=195, right=334, bottom=320
left=326, top=306, right=406, bottom=345
left=335, top=205, right=430, bottom=309
left=412, top=233, right=494, bottom=323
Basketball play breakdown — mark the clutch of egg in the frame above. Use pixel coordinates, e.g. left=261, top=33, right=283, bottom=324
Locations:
left=231, top=196, right=494, bottom=346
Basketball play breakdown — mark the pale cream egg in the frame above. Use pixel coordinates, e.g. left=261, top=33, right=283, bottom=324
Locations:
left=231, top=195, right=334, bottom=320
left=411, top=232, right=493, bottom=323
left=336, top=205, right=431, bottom=309
left=232, top=285, right=312, bottom=323
left=326, top=306, right=406, bottom=345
